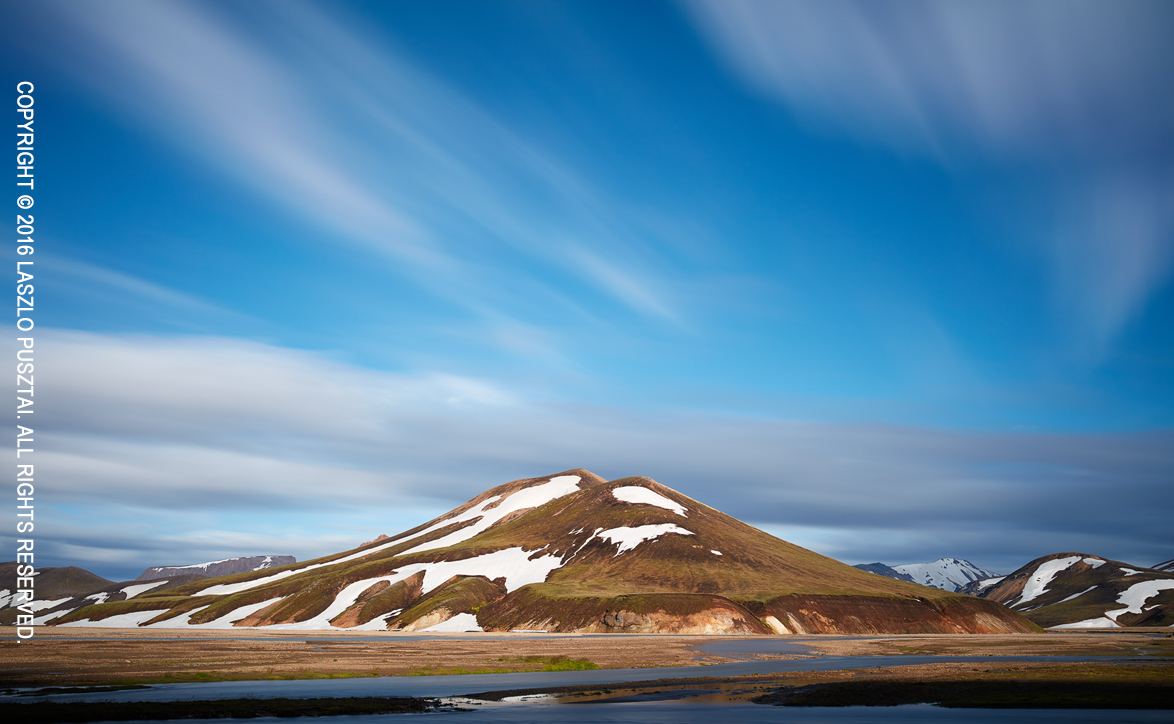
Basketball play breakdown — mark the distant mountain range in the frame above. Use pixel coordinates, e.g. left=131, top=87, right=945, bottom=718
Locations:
left=851, top=562, right=916, bottom=583
left=960, top=553, right=1174, bottom=628
left=137, top=556, right=295, bottom=581
left=852, top=558, right=997, bottom=591
left=50, top=470, right=1035, bottom=634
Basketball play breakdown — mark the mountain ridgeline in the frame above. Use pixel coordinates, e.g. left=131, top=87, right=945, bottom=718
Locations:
left=53, top=470, right=1037, bottom=634
left=136, top=556, right=296, bottom=581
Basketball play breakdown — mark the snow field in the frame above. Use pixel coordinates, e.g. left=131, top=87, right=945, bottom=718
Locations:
left=260, top=546, right=568, bottom=630
left=157, top=597, right=288, bottom=628
left=60, top=609, right=172, bottom=628
left=398, top=475, right=582, bottom=556
left=1105, top=579, right=1174, bottom=621
left=120, top=580, right=169, bottom=599
left=611, top=486, right=687, bottom=517
left=422, top=612, right=482, bottom=632
left=591, top=523, right=694, bottom=556
left=1051, top=617, right=1120, bottom=629
left=1014, top=556, right=1082, bottom=607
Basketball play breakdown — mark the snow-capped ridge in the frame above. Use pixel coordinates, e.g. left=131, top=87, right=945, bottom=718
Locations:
left=892, top=558, right=999, bottom=592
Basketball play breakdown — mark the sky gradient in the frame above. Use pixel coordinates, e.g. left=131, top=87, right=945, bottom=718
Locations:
left=4, top=0, right=1172, bottom=581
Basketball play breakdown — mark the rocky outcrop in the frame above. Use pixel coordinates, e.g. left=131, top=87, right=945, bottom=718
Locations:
left=752, top=594, right=1040, bottom=634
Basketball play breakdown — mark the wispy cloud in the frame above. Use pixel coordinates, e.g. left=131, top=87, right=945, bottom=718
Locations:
left=686, top=0, right=1174, bottom=356
left=50, top=0, right=685, bottom=330
left=17, top=331, right=1172, bottom=578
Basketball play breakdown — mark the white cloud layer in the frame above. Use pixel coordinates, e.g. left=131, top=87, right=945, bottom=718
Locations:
left=17, top=330, right=1172, bottom=578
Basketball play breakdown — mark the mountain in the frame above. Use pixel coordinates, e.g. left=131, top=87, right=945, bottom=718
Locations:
left=54, top=470, right=1038, bottom=634
left=1153, top=558, right=1174, bottom=573
left=891, top=558, right=999, bottom=592
left=137, top=556, right=296, bottom=581
left=0, top=562, right=112, bottom=602
left=0, top=563, right=114, bottom=625
left=852, top=562, right=916, bottom=583
left=961, top=552, right=1174, bottom=628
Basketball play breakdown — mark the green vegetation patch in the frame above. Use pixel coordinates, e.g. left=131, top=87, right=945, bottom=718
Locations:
left=404, top=655, right=598, bottom=677
left=508, top=655, right=600, bottom=671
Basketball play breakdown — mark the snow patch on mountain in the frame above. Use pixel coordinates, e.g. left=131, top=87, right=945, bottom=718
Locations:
left=33, top=608, right=73, bottom=625
left=611, top=486, right=687, bottom=517
left=399, top=476, right=583, bottom=556
left=259, top=547, right=569, bottom=630
left=422, top=612, right=482, bottom=632
left=591, top=524, right=694, bottom=556
left=1105, top=579, right=1174, bottom=621
left=892, top=558, right=998, bottom=591
left=1013, top=556, right=1082, bottom=607
left=27, top=597, right=71, bottom=611
left=165, top=598, right=284, bottom=629
left=1121, top=568, right=1143, bottom=576
left=972, top=576, right=1005, bottom=591
left=1051, top=616, right=1120, bottom=629
left=1083, top=557, right=1105, bottom=568
left=121, top=580, right=168, bottom=599
left=61, top=609, right=171, bottom=628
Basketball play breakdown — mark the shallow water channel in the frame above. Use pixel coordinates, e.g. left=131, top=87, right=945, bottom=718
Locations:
left=18, top=636, right=1170, bottom=723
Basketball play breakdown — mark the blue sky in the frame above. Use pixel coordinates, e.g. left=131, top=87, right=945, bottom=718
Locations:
left=5, top=0, right=1173, bottom=580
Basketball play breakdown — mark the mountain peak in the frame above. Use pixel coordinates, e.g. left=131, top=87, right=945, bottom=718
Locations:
left=891, top=558, right=999, bottom=591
